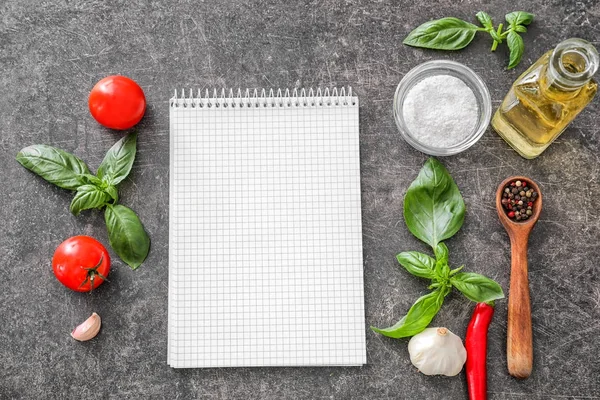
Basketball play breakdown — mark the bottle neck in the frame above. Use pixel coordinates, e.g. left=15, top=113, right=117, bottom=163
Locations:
left=543, top=38, right=598, bottom=95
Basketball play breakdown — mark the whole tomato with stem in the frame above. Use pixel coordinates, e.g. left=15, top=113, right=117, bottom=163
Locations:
left=88, top=75, right=146, bottom=130
left=52, top=236, right=110, bottom=292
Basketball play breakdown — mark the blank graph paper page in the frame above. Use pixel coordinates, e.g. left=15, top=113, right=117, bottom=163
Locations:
left=168, top=89, right=366, bottom=368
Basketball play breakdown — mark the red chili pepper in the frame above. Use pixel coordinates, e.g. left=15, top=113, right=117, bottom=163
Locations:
left=466, top=302, right=495, bottom=400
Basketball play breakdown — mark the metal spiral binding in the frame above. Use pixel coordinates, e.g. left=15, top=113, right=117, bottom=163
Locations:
left=170, top=87, right=355, bottom=108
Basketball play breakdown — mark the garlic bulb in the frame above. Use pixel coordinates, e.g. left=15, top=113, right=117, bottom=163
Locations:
left=408, top=327, right=466, bottom=376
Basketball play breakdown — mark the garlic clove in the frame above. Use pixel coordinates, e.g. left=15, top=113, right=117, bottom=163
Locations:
left=71, top=312, right=101, bottom=341
left=407, top=327, right=467, bottom=376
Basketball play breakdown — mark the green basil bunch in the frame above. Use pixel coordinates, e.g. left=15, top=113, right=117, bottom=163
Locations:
left=403, top=11, right=534, bottom=69
left=16, top=132, right=150, bottom=269
left=371, top=158, right=503, bottom=338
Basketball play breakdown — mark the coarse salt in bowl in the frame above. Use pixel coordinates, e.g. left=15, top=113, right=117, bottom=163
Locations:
left=393, top=60, right=492, bottom=156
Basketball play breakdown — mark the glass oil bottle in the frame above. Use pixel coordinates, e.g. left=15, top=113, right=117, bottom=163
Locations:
left=492, top=38, right=599, bottom=159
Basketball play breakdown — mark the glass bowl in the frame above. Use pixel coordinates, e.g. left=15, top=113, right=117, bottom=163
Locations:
left=393, top=60, right=492, bottom=156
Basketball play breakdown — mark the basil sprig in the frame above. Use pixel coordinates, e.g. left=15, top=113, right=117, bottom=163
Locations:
left=16, top=132, right=150, bottom=270
left=371, top=158, right=504, bottom=339
left=403, top=11, right=534, bottom=69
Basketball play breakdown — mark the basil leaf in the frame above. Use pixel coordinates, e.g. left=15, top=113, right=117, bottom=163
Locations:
left=16, top=145, right=90, bottom=190
left=70, top=184, right=111, bottom=216
left=507, top=31, right=525, bottom=69
left=434, top=242, right=450, bottom=279
left=371, top=289, right=445, bottom=338
left=104, top=185, right=119, bottom=202
left=450, top=272, right=505, bottom=303
left=82, top=174, right=104, bottom=187
left=396, top=251, right=436, bottom=280
left=475, top=11, right=493, bottom=30
left=489, top=29, right=502, bottom=43
left=97, top=132, right=137, bottom=186
left=403, top=158, right=466, bottom=249
left=436, top=262, right=450, bottom=281
left=434, top=242, right=449, bottom=263
left=105, top=204, right=150, bottom=269
left=505, top=11, right=534, bottom=28
left=403, top=17, right=479, bottom=50
left=514, top=25, right=527, bottom=33
left=449, top=265, right=464, bottom=276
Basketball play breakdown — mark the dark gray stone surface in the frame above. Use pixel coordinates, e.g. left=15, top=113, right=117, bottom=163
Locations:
left=1, top=0, right=599, bottom=398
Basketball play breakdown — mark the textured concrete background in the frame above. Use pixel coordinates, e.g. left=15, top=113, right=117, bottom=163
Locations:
left=1, top=0, right=599, bottom=399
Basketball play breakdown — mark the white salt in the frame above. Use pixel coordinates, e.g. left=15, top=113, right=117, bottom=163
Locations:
left=402, top=74, right=478, bottom=148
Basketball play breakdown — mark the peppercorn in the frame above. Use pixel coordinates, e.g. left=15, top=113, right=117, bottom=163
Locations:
left=501, top=180, right=538, bottom=222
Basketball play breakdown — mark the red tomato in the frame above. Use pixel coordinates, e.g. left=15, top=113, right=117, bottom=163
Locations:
left=52, top=236, right=111, bottom=292
left=88, top=75, right=146, bottom=130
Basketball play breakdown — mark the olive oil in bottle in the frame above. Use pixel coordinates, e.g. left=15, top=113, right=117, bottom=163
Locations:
left=492, top=38, right=599, bottom=159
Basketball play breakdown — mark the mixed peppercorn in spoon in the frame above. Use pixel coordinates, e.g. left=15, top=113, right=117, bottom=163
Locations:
left=500, top=180, right=538, bottom=221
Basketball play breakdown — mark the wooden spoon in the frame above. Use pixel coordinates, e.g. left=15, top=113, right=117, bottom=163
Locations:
left=496, top=176, right=542, bottom=380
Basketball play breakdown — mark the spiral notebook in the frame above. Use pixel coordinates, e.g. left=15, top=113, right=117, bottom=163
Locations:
left=168, top=88, right=366, bottom=368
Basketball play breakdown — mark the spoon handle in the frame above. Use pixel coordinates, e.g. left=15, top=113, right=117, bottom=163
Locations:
left=507, top=236, right=533, bottom=379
